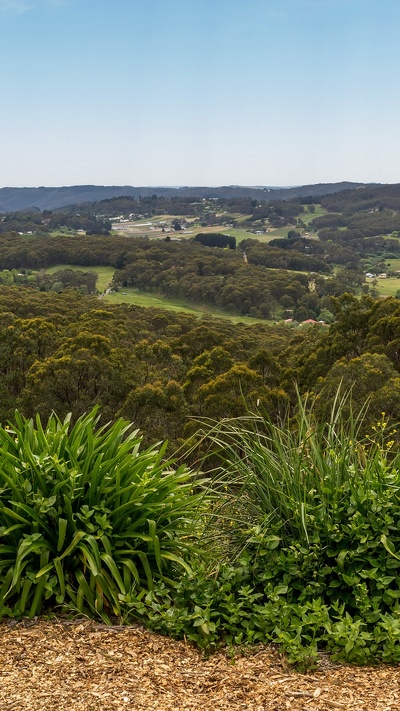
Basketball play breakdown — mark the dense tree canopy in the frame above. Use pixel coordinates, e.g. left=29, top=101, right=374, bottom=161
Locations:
left=1, top=184, right=400, bottom=449
left=0, top=282, right=396, bottom=450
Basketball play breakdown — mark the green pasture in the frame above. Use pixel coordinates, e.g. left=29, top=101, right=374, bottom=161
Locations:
left=366, top=276, right=400, bottom=297
left=367, top=255, right=400, bottom=296
left=219, top=212, right=250, bottom=223
left=231, top=227, right=273, bottom=243
left=382, top=235, right=400, bottom=242
left=385, top=258, right=400, bottom=272
left=175, top=224, right=255, bottom=243
left=104, top=287, right=270, bottom=324
left=261, top=227, right=290, bottom=240
left=45, top=265, right=115, bottom=292
left=192, top=225, right=288, bottom=244
left=161, top=222, right=287, bottom=244
left=300, top=204, right=327, bottom=225
left=113, top=218, right=294, bottom=245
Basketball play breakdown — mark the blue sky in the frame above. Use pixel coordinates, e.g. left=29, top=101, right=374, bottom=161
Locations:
left=1, top=0, right=400, bottom=187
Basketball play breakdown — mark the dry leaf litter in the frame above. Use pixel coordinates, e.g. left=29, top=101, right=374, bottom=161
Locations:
left=0, top=619, right=398, bottom=710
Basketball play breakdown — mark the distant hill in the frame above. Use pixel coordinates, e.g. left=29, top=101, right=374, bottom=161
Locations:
left=319, top=183, right=400, bottom=214
left=0, top=182, right=373, bottom=212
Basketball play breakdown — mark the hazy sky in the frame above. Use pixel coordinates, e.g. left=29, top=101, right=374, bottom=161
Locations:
left=1, top=0, right=400, bottom=187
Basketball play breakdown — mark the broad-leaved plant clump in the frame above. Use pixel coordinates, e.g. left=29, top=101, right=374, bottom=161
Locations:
left=0, top=408, right=205, bottom=623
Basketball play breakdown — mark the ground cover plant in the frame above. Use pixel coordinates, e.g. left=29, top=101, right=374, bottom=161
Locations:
left=130, top=394, right=400, bottom=666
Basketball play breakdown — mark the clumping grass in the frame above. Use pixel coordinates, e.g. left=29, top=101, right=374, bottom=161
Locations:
left=202, top=393, right=386, bottom=548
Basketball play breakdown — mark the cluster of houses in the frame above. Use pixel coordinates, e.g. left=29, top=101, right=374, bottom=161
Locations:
left=284, top=318, right=327, bottom=326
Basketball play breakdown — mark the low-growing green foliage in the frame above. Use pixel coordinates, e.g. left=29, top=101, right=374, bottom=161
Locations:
left=130, top=394, right=400, bottom=665
left=0, top=408, right=205, bottom=623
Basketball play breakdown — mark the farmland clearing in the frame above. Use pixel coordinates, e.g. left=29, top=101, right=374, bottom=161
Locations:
left=105, top=286, right=270, bottom=324
left=45, top=265, right=115, bottom=293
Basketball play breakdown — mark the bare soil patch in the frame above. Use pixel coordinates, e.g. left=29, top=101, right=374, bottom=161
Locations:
left=0, top=620, right=398, bottom=710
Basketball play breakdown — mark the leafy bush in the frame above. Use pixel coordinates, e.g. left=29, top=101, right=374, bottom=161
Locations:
left=0, top=408, right=205, bottom=623
left=131, top=395, right=400, bottom=665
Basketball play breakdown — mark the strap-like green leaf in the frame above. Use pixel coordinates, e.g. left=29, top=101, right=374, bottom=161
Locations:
left=18, top=578, right=33, bottom=614
left=100, top=553, right=126, bottom=594
left=57, top=518, right=68, bottom=552
left=29, top=573, right=48, bottom=618
left=2, top=507, right=30, bottom=525
left=53, top=556, right=65, bottom=601
left=58, top=530, right=87, bottom=560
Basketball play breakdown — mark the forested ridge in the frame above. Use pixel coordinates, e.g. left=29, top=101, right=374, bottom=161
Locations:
left=0, top=283, right=398, bottom=450
left=0, top=233, right=352, bottom=324
left=0, top=232, right=381, bottom=321
left=0, top=180, right=368, bottom=212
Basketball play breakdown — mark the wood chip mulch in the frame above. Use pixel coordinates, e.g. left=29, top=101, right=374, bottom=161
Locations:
left=0, top=620, right=398, bottom=710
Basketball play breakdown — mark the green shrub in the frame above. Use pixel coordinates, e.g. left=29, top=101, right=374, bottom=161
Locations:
left=0, top=408, right=205, bottom=623
left=132, top=394, right=400, bottom=665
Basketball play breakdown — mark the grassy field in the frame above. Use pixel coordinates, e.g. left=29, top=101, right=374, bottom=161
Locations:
left=366, top=276, right=400, bottom=297
left=111, top=219, right=292, bottom=245
left=260, top=227, right=290, bottom=240
left=182, top=225, right=255, bottom=243
left=179, top=224, right=290, bottom=244
left=104, top=287, right=271, bottom=324
left=45, top=265, right=115, bottom=292
left=385, top=258, right=400, bottom=272
left=366, top=257, right=400, bottom=296
left=230, top=227, right=279, bottom=243
left=300, top=204, right=327, bottom=226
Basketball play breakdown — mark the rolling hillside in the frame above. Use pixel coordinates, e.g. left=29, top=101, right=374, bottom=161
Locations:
left=0, top=181, right=371, bottom=212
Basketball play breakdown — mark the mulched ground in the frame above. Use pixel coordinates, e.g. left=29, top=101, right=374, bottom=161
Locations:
left=0, top=620, right=398, bottom=710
